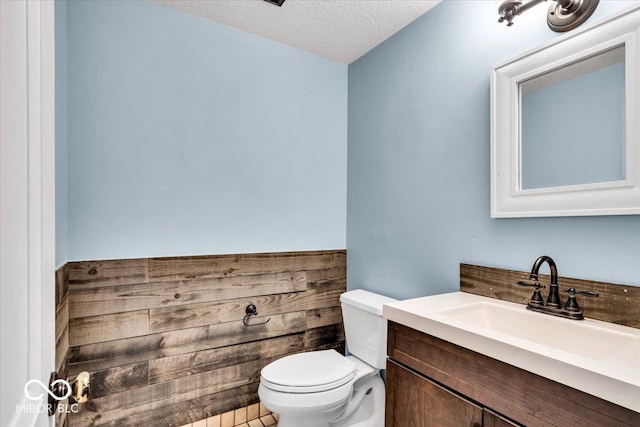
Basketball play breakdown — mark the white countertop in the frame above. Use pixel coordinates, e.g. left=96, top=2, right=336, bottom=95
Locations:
left=383, top=291, right=640, bottom=413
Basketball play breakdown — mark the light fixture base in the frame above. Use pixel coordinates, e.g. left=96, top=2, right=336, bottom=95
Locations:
left=547, top=0, right=599, bottom=32
left=263, top=0, right=286, bottom=6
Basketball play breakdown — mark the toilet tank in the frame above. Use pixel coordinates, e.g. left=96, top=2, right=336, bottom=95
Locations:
left=340, top=289, right=397, bottom=369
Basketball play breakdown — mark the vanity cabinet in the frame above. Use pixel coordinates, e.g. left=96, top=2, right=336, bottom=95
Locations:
left=386, top=321, right=640, bottom=427
left=483, top=409, right=520, bottom=427
left=386, top=361, right=518, bottom=427
left=386, top=359, right=483, bottom=426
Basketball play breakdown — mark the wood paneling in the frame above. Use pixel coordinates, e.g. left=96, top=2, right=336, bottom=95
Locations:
left=59, top=250, right=346, bottom=427
left=89, top=362, right=149, bottom=399
left=56, top=264, right=69, bottom=308
left=306, top=306, right=343, bottom=329
left=69, top=310, right=149, bottom=346
left=147, top=289, right=337, bottom=333
left=68, top=311, right=308, bottom=374
left=388, top=321, right=640, bottom=427
left=461, top=263, right=640, bottom=328
left=69, top=258, right=148, bottom=288
left=73, top=358, right=273, bottom=427
left=148, top=250, right=345, bottom=281
left=147, top=334, right=303, bottom=384
left=149, top=286, right=342, bottom=333
left=55, top=264, right=70, bottom=427
left=69, top=271, right=306, bottom=319
left=96, top=382, right=260, bottom=427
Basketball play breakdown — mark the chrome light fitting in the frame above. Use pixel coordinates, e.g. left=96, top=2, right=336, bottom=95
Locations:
left=498, top=0, right=599, bottom=32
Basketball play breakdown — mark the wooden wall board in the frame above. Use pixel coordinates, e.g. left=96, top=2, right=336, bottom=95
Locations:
left=70, top=357, right=275, bottom=427
left=148, top=287, right=342, bottom=333
left=89, top=361, right=150, bottom=399
left=68, top=311, right=308, bottom=374
left=57, top=250, right=347, bottom=427
left=69, top=309, right=150, bottom=347
left=147, top=334, right=304, bottom=384
left=306, top=306, right=343, bottom=329
left=69, top=271, right=307, bottom=319
left=147, top=250, right=345, bottom=281
left=69, top=258, right=148, bottom=287
left=56, top=264, right=69, bottom=308
left=461, top=263, right=640, bottom=328
left=91, top=382, right=260, bottom=427
left=55, top=264, right=70, bottom=427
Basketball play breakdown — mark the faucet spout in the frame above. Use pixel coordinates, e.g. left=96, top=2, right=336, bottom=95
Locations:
left=529, top=255, right=561, bottom=308
left=518, top=255, right=597, bottom=320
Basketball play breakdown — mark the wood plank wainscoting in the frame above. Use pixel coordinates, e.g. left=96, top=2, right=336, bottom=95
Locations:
left=54, top=250, right=346, bottom=427
left=460, top=263, right=640, bottom=328
left=55, top=264, right=71, bottom=427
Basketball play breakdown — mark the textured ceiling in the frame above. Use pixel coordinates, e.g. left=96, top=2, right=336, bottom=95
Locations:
left=155, top=0, right=441, bottom=64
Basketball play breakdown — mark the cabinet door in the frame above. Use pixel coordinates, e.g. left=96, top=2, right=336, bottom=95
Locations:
left=386, top=360, right=483, bottom=427
left=483, top=409, right=521, bottom=427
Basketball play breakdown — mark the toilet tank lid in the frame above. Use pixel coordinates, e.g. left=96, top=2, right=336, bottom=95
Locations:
left=340, top=289, right=397, bottom=316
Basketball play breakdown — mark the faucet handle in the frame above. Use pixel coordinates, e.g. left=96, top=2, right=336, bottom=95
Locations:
left=517, top=280, right=545, bottom=290
left=564, top=287, right=599, bottom=298
left=517, top=280, right=545, bottom=305
left=563, top=287, right=599, bottom=312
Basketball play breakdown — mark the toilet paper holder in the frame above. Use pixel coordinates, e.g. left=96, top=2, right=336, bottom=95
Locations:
left=243, top=304, right=270, bottom=326
left=47, top=371, right=90, bottom=416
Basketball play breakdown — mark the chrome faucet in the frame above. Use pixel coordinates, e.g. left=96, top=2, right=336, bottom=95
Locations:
left=517, top=255, right=598, bottom=320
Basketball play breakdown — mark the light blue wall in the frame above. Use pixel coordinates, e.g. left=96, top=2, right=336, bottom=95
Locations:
left=522, top=62, right=625, bottom=189
left=64, top=0, right=347, bottom=261
left=347, top=1, right=640, bottom=299
left=55, top=0, right=67, bottom=267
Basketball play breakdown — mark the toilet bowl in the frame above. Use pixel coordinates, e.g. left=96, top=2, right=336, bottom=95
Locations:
left=258, top=289, right=396, bottom=427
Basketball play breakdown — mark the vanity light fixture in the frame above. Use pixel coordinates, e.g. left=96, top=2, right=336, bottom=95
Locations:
left=263, top=0, right=286, bottom=6
left=498, top=0, right=599, bottom=32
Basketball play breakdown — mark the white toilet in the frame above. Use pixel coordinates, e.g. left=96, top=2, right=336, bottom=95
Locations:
left=258, top=289, right=397, bottom=427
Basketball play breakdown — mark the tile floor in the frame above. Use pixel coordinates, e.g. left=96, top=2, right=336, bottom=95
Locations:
left=179, top=403, right=278, bottom=427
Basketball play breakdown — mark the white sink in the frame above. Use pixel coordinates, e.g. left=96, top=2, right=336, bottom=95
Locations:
left=438, top=301, right=637, bottom=360
left=383, top=292, right=640, bottom=413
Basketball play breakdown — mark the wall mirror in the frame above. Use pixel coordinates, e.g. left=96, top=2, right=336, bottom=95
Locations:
left=491, top=5, right=640, bottom=217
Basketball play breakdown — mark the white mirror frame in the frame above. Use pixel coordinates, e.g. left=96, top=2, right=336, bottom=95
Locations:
left=491, top=5, right=640, bottom=218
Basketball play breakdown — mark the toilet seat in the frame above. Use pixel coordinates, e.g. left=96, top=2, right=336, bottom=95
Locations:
left=261, top=350, right=356, bottom=393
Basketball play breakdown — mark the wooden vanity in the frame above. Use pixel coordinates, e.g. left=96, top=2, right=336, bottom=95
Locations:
left=384, top=264, right=640, bottom=427
left=385, top=321, right=639, bottom=426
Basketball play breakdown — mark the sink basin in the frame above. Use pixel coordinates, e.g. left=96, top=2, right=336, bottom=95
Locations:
left=438, top=301, right=637, bottom=360
left=383, top=291, right=640, bottom=413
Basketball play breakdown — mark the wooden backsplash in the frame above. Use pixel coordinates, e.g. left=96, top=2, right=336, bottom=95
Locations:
left=55, top=250, right=346, bottom=427
left=460, top=263, right=640, bottom=328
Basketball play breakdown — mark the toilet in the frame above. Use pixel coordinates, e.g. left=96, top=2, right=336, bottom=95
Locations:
left=258, top=289, right=397, bottom=427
